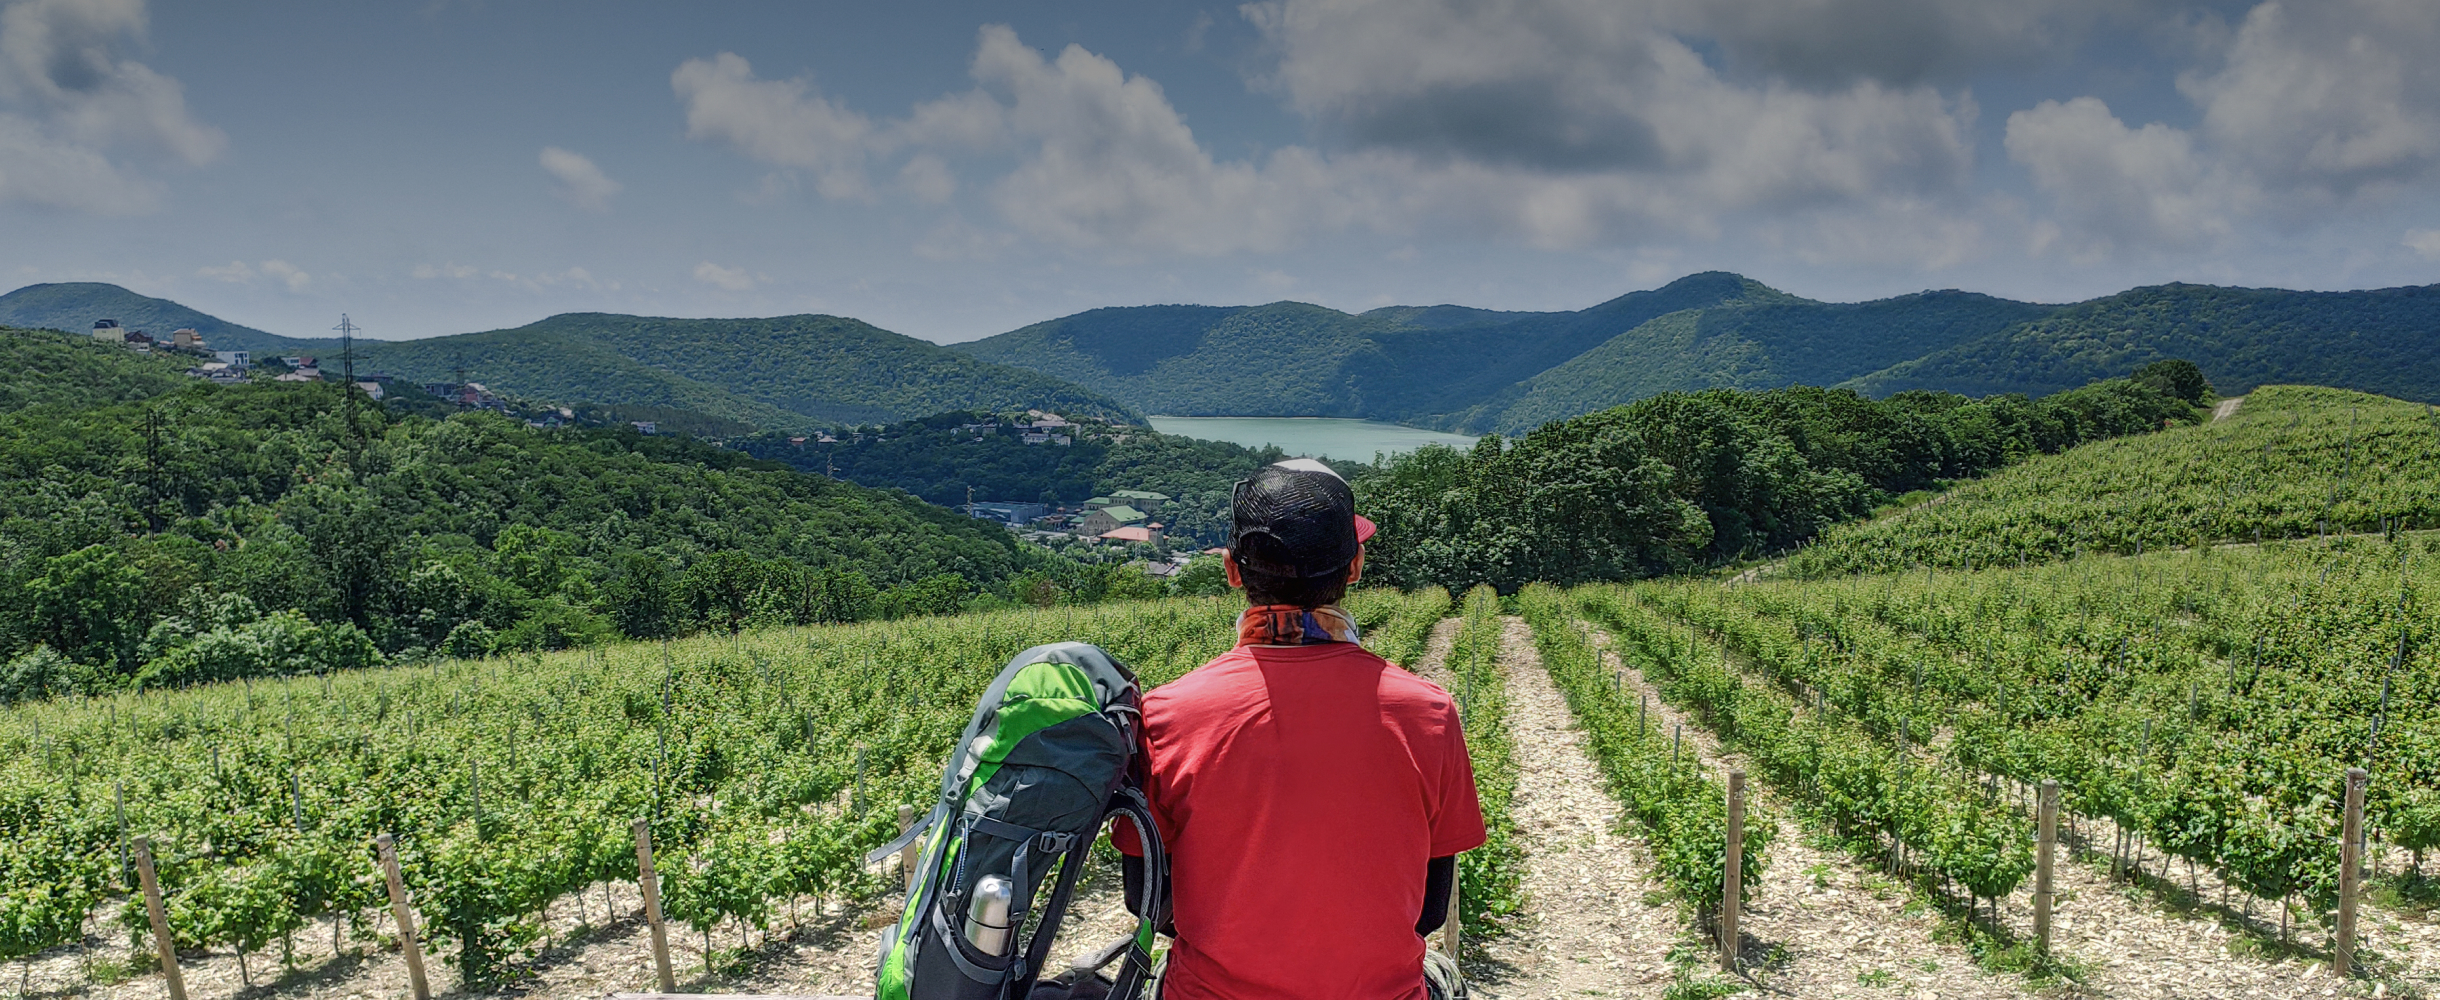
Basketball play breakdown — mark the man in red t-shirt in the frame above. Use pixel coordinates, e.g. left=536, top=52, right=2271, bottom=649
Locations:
left=1118, top=458, right=1485, bottom=1000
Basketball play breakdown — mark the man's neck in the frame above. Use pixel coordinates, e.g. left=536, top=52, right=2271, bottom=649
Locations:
left=1237, top=604, right=1362, bottom=647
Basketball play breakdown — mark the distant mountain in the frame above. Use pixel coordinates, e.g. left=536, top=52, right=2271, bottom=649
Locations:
left=0, top=282, right=337, bottom=354
left=955, top=273, right=2440, bottom=434
left=954, top=271, right=1776, bottom=428
left=1466, top=290, right=2055, bottom=433
left=18, top=274, right=2438, bottom=440
left=1839, top=283, right=2440, bottom=403
left=0, top=284, right=1138, bottom=432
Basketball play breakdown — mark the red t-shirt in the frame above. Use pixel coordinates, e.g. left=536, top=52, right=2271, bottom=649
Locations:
left=1117, top=641, right=1487, bottom=1000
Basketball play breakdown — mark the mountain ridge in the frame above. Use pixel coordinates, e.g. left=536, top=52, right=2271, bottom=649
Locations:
left=0, top=284, right=1138, bottom=431
left=11, top=272, right=2438, bottom=438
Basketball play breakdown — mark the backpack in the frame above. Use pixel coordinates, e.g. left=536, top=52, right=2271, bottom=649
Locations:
left=871, top=642, right=1170, bottom=1000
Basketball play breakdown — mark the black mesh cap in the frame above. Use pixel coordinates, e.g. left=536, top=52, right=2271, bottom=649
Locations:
left=1230, top=458, right=1376, bottom=578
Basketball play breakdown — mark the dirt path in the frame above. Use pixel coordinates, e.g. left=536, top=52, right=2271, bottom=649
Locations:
left=1414, top=618, right=1688, bottom=998
left=1581, top=622, right=2037, bottom=1000
left=2214, top=396, right=2246, bottom=422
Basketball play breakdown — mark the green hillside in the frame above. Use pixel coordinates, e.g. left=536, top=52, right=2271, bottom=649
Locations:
left=957, top=274, right=2440, bottom=436
left=1465, top=291, right=2054, bottom=434
left=1843, top=282, right=2440, bottom=403
left=0, top=376, right=1052, bottom=698
left=0, top=327, right=191, bottom=414
left=1354, top=366, right=2204, bottom=593
left=0, top=282, right=330, bottom=354
left=0, top=284, right=1140, bottom=432
left=1786, top=384, right=2440, bottom=576
left=955, top=271, right=1771, bottom=423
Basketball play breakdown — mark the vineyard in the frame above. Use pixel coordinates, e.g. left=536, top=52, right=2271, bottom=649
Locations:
left=1790, top=385, right=2440, bottom=575
left=10, top=538, right=2439, bottom=998
left=0, top=590, right=1471, bottom=993
left=1611, top=532, right=2439, bottom=981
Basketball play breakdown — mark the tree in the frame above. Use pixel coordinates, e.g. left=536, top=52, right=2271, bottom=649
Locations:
left=606, top=553, right=680, bottom=639
left=26, top=546, right=147, bottom=672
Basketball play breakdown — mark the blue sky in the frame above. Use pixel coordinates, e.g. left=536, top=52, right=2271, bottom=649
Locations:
left=2, top=0, right=2437, bottom=343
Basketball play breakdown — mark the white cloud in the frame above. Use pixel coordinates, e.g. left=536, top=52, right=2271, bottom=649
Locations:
left=897, top=153, right=956, bottom=204
left=538, top=146, right=620, bottom=211
left=1240, top=0, right=1976, bottom=194
left=258, top=259, right=309, bottom=292
left=673, top=18, right=1985, bottom=262
left=692, top=260, right=760, bottom=291
left=2005, top=96, right=2243, bottom=252
left=2180, top=0, right=2440, bottom=203
left=2406, top=228, right=2440, bottom=259
left=0, top=0, right=223, bottom=213
left=673, top=52, right=880, bottom=199
left=197, top=259, right=251, bottom=282
left=1655, top=0, right=2147, bottom=88
left=196, top=258, right=310, bottom=292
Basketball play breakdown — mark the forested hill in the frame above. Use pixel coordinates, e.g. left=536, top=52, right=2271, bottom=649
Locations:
left=1351, top=361, right=2212, bottom=594
left=344, top=313, right=1139, bottom=430
left=0, top=327, right=192, bottom=413
left=0, top=285, right=1137, bottom=431
left=955, top=273, right=2440, bottom=435
left=1840, top=282, right=2440, bottom=404
left=0, top=375, right=1058, bottom=702
left=0, top=282, right=330, bottom=354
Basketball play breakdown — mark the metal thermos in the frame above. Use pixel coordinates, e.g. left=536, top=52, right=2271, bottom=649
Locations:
left=964, top=875, right=1014, bottom=956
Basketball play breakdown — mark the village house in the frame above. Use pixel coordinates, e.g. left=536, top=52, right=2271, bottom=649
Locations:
left=969, top=501, right=1051, bottom=526
left=1108, top=489, right=1169, bottom=510
left=1097, top=523, right=1164, bottom=545
left=1078, top=504, right=1148, bottom=536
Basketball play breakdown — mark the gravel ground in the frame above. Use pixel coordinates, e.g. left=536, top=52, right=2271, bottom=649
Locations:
left=1447, top=618, right=1698, bottom=999
left=1580, top=620, right=2037, bottom=1000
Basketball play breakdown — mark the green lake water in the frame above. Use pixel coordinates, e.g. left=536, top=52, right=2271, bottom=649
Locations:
left=1146, top=416, right=1481, bottom=463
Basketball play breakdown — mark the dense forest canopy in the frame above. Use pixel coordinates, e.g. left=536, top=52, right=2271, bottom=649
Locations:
left=0, top=368, right=1151, bottom=701
left=1353, top=361, right=2212, bottom=594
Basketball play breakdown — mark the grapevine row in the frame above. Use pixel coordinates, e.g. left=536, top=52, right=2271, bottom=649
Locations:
left=1511, top=585, right=1773, bottom=926
left=0, top=594, right=1461, bottom=988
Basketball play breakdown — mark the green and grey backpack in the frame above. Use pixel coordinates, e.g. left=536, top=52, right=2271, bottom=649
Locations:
left=871, top=642, right=1169, bottom=1000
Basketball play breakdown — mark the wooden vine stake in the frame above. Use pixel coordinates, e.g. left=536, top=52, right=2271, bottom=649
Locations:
left=633, top=819, right=678, bottom=992
left=2034, top=780, right=2058, bottom=956
left=133, top=837, right=187, bottom=1000
left=1721, top=770, right=1745, bottom=973
left=2335, top=768, right=2367, bottom=977
left=898, top=805, right=919, bottom=893
left=375, top=834, right=432, bottom=1000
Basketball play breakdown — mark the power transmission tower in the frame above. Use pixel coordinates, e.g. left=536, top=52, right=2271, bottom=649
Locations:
left=334, top=314, right=361, bottom=440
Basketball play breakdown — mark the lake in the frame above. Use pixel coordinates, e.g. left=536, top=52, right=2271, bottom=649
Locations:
left=1146, top=416, right=1481, bottom=463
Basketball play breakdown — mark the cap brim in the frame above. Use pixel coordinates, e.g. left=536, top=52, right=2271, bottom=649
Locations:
left=1354, top=514, right=1376, bottom=543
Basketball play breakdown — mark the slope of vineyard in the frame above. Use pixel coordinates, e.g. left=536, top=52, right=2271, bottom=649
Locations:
left=1619, top=536, right=2438, bottom=987
left=1790, top=384, right=2440, bottom=576
left=0, top=589, right=1462, bottom=991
